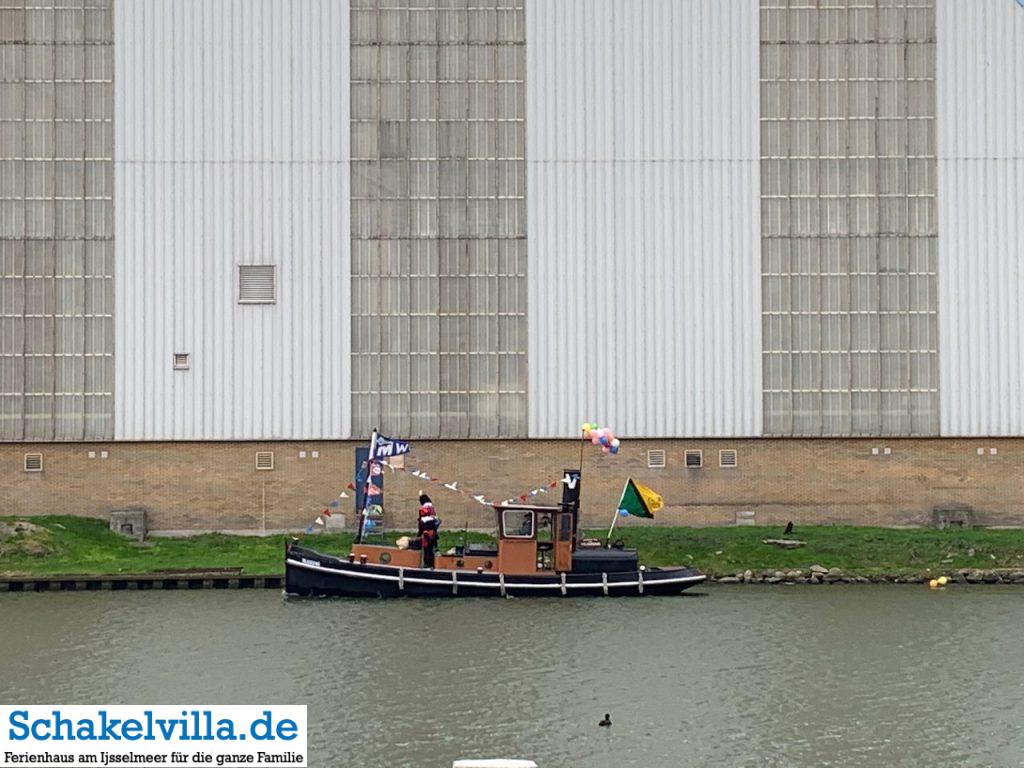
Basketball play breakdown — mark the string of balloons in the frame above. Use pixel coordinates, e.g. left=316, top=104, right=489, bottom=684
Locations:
left=581, top=422, right=620, bottom=454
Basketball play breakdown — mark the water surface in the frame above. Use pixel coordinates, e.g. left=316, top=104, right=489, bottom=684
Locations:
left=2, top=586, right=1023, bottom=767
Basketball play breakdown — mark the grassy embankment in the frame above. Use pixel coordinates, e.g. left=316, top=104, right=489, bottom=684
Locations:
left=5, top=515, right=1024, bottom=578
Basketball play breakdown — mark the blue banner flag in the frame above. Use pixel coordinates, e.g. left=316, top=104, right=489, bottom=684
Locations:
left=371, top=434, right=411, bottom=459
left=355, top=447, right=384, bottom=513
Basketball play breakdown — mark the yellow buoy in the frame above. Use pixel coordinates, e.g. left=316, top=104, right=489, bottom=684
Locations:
left=929, top=579, right=939, bottom=589
left=938, top=576, right=949, bottom=586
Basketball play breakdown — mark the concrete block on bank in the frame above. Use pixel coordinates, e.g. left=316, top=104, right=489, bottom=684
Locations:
left=933, top=505, right=974, bottom=529
left=109, top=508, right=148, bottom=542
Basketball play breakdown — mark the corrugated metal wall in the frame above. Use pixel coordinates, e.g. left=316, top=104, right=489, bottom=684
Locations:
left=349, top=0, right=528, bottom=439
left=937, top=0, right=1024, bottom=436
left=761, top=0, right=940, bottom=437
left=114, top=0, right=351, bottom=440
left=526, top=0, right=762, bottom=438
left=0, top=0, right=1014, bottom=444
left=0, top=0, right=115, bottom=440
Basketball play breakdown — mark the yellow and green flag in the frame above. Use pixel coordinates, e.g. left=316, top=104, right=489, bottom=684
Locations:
left=617, top=478, right=664, bottom=519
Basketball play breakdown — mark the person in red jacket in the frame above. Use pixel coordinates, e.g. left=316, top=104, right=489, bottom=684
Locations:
left=417, top=492, right=441, bottom=568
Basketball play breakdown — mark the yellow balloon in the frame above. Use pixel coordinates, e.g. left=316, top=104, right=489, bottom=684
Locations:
left=938, top=576, right=949, bottom=586
left=929, top=579, right=939, bottom=589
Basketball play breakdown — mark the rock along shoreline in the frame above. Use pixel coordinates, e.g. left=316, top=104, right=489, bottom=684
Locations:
left=707, top=566, right=1024, bottom=585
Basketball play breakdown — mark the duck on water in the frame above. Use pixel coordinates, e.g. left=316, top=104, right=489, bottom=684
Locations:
left=284, top=469, right=706, bottom=599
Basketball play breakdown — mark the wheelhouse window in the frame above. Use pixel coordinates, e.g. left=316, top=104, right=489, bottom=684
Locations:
left=502, top=509, right=534, bottom=538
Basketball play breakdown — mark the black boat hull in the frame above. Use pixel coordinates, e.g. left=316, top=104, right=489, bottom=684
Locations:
left=285, top=546, right=706, bottom=598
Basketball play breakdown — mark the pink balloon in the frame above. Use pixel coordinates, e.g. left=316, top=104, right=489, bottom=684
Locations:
left=591, top=435, right=601, bottom=445
left=602, top=445, right=611, bottom=453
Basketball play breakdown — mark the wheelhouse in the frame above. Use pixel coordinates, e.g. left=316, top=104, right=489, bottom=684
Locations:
left=494, top=504, right=576, bottom=574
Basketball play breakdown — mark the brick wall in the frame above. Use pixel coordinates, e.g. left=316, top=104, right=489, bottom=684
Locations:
left=1, top=439, right=1022, bottom=532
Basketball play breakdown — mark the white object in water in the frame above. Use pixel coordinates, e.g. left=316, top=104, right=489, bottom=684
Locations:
left=452, top=761, right=538, bottom=768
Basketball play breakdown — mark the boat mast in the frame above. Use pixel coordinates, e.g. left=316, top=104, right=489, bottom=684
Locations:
left=573, top=426, right=586, bottom=547
left=604, top=478, right=629, bottom=547
left=578, top=425, right=585, bottom=476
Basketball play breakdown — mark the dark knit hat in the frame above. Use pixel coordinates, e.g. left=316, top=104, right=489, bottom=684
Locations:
left=418, top=493, right=433, bottom=506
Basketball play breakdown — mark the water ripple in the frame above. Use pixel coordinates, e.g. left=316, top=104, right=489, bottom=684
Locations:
left=3, top=587, right=1024, bottom=767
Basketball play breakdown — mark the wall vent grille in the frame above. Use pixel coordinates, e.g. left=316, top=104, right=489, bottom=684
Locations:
left=647, top=449, right=666, bottom=469
left=238, top=265, right=276, bottom=304
left=255, top=451, right=275, bottom=471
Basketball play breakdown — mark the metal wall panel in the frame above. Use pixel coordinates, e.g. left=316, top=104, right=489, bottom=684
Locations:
left=0, top=0, right=115, bottom=440
left=937, top=0, right=1024, bottom=436
left=527, top=0, right=762, bottom=438
left=761, top=0, right=940, bottom=437
left=349, top=0, right=527, bottom=439
left=114, top=0, right=351, bottom=440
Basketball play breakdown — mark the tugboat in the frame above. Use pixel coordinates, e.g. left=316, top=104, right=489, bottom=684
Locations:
left=284, top=471, right=706, bottom=598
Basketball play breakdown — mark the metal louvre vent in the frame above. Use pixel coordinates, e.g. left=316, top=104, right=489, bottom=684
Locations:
left=647, top=449, right=666, bottom=469
left=719, top=449, right=738, bottom=468
left=238, top=265, right=276, bottom=304
left=23, top=453, right=43, bottom=472
left=255, top=451, right=275, bottom=471
left=173, top=353, right=190, bottom=370
left=684, top=450, right=703, bottom=468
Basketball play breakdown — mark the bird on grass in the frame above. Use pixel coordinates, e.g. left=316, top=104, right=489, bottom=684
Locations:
left=598, top=714, right=611, bottom=728
left=783, top=521, right=794, bottom=535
